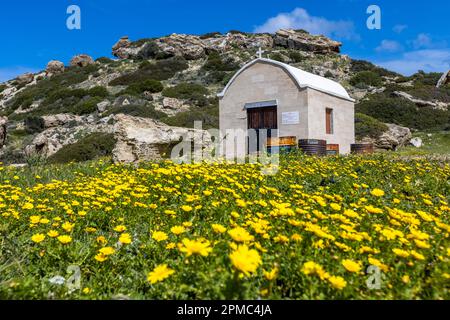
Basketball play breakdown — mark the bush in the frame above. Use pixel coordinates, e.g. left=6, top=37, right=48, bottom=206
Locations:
left=270, top=52, right=285, bottom=62
left=354, top=113, right=388, bottom=140
left=104, top=104, right=166, bottom=119
left=88, top=86, right=109, bottom=98
left=48, top=132, right=116, bottom=164
left=96, top=57, right=114, bottom=64
left=356, top=94, right=450, bottom=130
left=72, top=97, right=103, bottom=115
left=288, top=51, right=303, bottom=63
left=350, top=71, right=383, bottom=88
left=0, top=84, right=6, bottom=93
left=162, top=104, right=219, bottom=129
left=6, top=64, right=99, bottom=114
left=24, top=116, right=45, bottom=134
left=350, top=59, right=399, bottom=77
left=162, top=83, right=209, bottom=106
left=119, top=79, right=163, bottom=96
left=109, top=58, right=188, bottom=86
left=202, top=52, right=239, bottom=72
left=199, top=32, right=222, bottom=39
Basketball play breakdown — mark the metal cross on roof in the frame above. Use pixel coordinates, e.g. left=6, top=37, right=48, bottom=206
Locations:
left=257, top=47, right=263, bottom=59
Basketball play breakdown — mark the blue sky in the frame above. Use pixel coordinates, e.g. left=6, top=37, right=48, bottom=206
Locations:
left=1, top=0, right=449, bottom=81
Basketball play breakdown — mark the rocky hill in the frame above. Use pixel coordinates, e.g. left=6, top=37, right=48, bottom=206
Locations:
left=0, top=29, right=449, bottom=164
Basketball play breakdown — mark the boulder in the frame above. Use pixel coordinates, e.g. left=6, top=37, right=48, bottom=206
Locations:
left=362, top=123, right=412, bottom=150
left=70, top=54, right=95, bottom=67
left=46, top=60, right=65, bottom=75
left=41, top=114, right=82, bottom=129
left=273, top=29, right=342, bottom=53
left=24, top=122, right=113, bottom=158
left=409, top=137, right=423, bottom=148
left=16, top=73, right=34, bottom=85
left=0, top=116, right=7, bottom=148
left=112, top=36, right=132, bottom=59
left=96, top=100, right=110, bottom=113
left=112, top=114, right=211, bottom=163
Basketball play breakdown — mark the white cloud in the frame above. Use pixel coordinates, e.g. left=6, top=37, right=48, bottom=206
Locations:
left=0, top=66, right=38, bottom=83
left=376, top=40, right=403, bottom=53
left=376, top=49, right=450, bottom=75
left=392, top=24, right=407, bottom=34
left=411, top=33, right=447, bottom=50
left=412, top=33, right=433, bottom=49
left=253, top=8, right=359, bottom=41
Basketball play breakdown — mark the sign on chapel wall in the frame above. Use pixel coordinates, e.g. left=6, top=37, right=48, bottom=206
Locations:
left=281, top=112, right=300, bottom=125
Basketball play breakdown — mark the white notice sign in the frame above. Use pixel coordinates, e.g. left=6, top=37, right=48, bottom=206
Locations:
left=282, top=112, right=300, bottom=125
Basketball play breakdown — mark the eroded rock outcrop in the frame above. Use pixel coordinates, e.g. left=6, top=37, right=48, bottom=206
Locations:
left=394, top=91, right=449, bottom=110
left=273, top=29, right=342, bottom=53
left=112, top=36, right=132, bottom=59
left=436, top=70, right=450, bottom=88
left=46, top=60, right=65, bottom=75
left=24, top=121, right=113, bottom=158
left=41, top=114, right=82, bottom=129
left=112, top=29, right=339, bottom=60
left=16, top=73, right=34, bottom=85
left=362, top=123, right=412, bottom=150
left=112, top=114, right=211, bottom=163
left=70, top=54, right=95, bottom=67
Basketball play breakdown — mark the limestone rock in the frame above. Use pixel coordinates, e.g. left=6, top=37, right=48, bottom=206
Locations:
left=363, top=123, right=412, bottom=150
left=393, top=91, right=449, bottom=110
left=24, top=122, right=113, bottom=158
left=46, top=60, right=65, bottom=75
left=41, top=114, right=82, bottom=129
left=273, top=29, right=342, bottom=53
left=112, top=114, right=211, bottom=163
left=16, top=73, right=34, bottom=85
left=70, top=54, right=95, bottom=67
left=157, top=34, right=207, bottom=60
left=409, top=137, right=423, bottom=148
left=436, top=70, right=450, bottom=88
left=0, top=116, right=7, bottom=148
left=112, top=36, right=132, bottom=59
left=96, top=100, right=110, bottom=113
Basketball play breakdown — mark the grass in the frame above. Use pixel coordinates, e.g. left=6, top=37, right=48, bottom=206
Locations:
left=396, top=131, right=450, bottom=156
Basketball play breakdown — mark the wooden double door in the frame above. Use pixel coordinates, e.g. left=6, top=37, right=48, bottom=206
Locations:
left=247, top=106, right=278, bottom=152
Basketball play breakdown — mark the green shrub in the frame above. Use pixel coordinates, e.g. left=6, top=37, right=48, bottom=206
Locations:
left=162, top=83, right=209, bottom=106
left=72, top=97, right=103, bottom=115
left=162, top=104, right=219, bottom=129
left=270, top=52, right=285, bottom=62
left=104, top=104, right=166, bottom=119
left=199, top=32, right=222, bottom=39
left=350, top=71, right=383, bottom=88
left=48, top=132, right=116, bottom=164
left=88, top=86, right=109, bottom=98
left=354, top=113, right=388, bottom=140
left=24, top=116, right=45, bottom=134
left=288, top=51, right=303, bottom=63
left=356, top=94, right=450, bottom=130
left=0, top=84, right=6, bottom=93
left=350, top=59, right=399, bottom=77
left=109, top=58, right=188, bottom=86
left=6, top=64, right=99, bottom=114
left=95, top=57, right=114, bottom=64
left=119, top=79, right=163, bottom=96
left=202, top=52, right=239, bottom=72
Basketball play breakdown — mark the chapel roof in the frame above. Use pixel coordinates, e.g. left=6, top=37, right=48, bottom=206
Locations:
left=218, top=58, right=354, bottom=102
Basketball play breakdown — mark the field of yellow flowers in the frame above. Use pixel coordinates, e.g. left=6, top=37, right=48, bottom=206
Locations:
left=0, top=153, right=449, bottom=299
